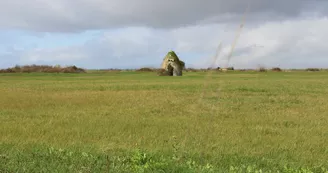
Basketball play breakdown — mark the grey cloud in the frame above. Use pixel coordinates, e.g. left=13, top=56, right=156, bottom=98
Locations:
left=0, top=0, right=327, bottom=32
left=9, top=16, right=328, bottom=69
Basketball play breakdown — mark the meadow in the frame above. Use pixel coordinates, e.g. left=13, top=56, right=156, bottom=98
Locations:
left=1, top=70, right=328, bottom=172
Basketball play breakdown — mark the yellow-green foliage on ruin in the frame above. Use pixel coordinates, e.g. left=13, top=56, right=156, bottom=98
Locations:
left=160, top=50, right=185, bottom=76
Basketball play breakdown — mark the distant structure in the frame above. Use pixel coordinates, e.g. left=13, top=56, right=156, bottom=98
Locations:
left=160, top=51, right=185, bottom=76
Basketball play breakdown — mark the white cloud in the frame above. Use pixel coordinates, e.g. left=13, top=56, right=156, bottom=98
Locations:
left=1, top=0, right=328, bottom=69
left=228, top=16, right=328, bottom=68
left=19, top=46, right=88, bottom=66
left=13, top=16, right=328, bottom=69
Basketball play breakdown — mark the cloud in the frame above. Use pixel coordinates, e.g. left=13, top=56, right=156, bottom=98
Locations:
left=1, top=0, right=327, bottom=69
left=0, top=0, right=327, bottom=32
left=3, top=16, right=324, bottom=69
left=227, top=17, right=328, bottom=68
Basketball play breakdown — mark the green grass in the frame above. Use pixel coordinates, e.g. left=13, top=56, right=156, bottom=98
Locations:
left=1, top=71, right=328, bottom=172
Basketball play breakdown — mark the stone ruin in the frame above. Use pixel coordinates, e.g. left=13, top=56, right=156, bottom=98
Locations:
left=159, top=51, right=185, bottom=76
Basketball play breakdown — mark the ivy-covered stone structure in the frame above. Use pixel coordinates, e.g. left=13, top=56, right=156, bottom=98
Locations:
left=160, top=51, right=185, bottom=76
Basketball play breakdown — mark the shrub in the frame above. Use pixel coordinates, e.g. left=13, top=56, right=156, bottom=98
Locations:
left=136, top=67, right=154, bottom=72
left=184, top=68, right=198, bottom=72
left=258, top=67, right=267, bottom=72
left=206, top=67, right=218, bottom=71
left=306, top=68, right=320, bottom=71
left=0, top=65, right=86, bottom=73
left=271, top=67, right=282, bottom=72
left=106, top=69, right=122, bottom=72
left=157, top=69, right=171, bottom=76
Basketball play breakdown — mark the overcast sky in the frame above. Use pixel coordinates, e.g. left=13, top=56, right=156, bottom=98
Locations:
left=0, top=0, right=327, bottom=69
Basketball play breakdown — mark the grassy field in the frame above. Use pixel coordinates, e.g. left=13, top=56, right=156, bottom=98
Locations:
left=1, top=71, right=328, bottom=172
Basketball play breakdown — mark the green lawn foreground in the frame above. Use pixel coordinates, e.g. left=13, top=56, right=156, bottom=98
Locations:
left=1, top=71, right=328, bottom=172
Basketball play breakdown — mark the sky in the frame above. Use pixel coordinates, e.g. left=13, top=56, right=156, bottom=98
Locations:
left=0, top=0, right=328, bottom=69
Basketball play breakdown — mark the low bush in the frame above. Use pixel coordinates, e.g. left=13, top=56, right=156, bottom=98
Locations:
left=157, top=69, right=171, bottom=76
left=271, top=67, right=282, bottom=72
left=258, top=67, right=267, bottom=72
left=0, top=65, right=85, bottom=73
left=306, top=68, right=320, bottom=71
left=136, top=67, right=154, bottom=72
left=184, top=68, right=198, bottom=72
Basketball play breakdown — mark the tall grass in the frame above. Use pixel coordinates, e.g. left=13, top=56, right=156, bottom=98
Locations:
left=1, top=71, right=328, bottom=172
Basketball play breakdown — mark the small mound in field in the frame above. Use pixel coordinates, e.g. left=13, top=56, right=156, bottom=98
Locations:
left=0, top=65, right=86, bottom=73
left=271, top=67, right=282, bottom=72
left=258, top=67, right=267, bottom=72
left=136, top=67, right=154, bottom=72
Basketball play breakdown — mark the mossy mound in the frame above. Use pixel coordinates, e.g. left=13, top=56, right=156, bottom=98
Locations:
left=161, top=51, right=185, bottom=70
left=167, top=51, right=185, bottom=68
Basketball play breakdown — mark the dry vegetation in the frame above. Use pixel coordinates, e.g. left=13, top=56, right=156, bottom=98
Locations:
left=258, top=67, right=267, bottom=72
left=1, top=64, right=326, bottom=74
left=156, top=68, right=171, bottom=76
left=271, top=67, right=282, bottom=72
left=136, top=67, right=155, bottom=72
left=306, top=68, right=320, bottom=71
left=22, top=65, right=325, bottom=74
left=0, top=65, right=86, bottom=73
